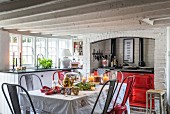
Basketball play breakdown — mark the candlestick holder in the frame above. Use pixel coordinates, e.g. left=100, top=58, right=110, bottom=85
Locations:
left=12, top=57, right=15, bottom=71
left=19, top=57, right=22, bottom=67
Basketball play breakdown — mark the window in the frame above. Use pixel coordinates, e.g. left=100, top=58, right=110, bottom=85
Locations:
left=48, top=38, right=58, bottom=67
left=36, top=37, right=46, bottom=57
left=58, top=39, right=72, bottom=57
left=22, top=35, right=35, bottom=66
left=9, top=33, right=73, bottom=69
left=9, top=34, right=21, bottom=66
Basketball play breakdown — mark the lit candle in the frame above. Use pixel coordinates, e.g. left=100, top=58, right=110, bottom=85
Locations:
left=82, top=77, right=86, bottom=83
left=103, top=75, right=109, bottom=84
left=91, top=86, right=95, bottom=91
left=88, top=76, right=94, bottom=82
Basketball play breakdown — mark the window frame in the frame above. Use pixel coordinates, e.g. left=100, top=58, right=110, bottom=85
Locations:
left=9, top=33, right=21, bottom=68
left=21, top=35, right=35, bottom=67
left=9, top=33, right=72, bottom=69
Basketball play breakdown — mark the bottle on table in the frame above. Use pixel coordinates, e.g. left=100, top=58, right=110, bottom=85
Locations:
left=113, top=56, right=118, bottom=67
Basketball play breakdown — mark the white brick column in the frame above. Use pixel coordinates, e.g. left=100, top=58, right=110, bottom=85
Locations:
left=0, top=30, right=10, bottom=71
left=83, top=28, right=167, bottom=90
left=167, top=27, right=170, bottom=105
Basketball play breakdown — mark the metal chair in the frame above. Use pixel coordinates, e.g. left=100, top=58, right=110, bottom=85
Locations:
left=52, top=70, right=68, bottom=86
left=91, top=79, right=118, bottom=114
left=108, top=76, right=135, bottom=114
left=1, top=83, right=36, bottom=114
left=19, top=74, right=43, bottom=91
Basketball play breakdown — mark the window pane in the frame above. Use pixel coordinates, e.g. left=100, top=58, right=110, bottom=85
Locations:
left=22, top=47, right=27, bottom=55
left=41, top=48, right=46, bottom=55
left=22, top=37, right=26, bottom=44
left=36, top=37, right=46, bottom=57
left=27, top=47, right=33, bottom=55
left=22, top=35, right=34, bottom=65
left=22, top=56, right=27, bottom=64
left=9, top=34, right=20, bottom=66
left=22, top=56, right=33, bottom=64
left=37, top=48, right=40, bottom=53
left=9, top=57, right=13, bottom=65
left=12, top=37, right=18, bottom=43
left=27, top=38, right=32, bottom=43
left=27, top=56, right=33, bottom=64
left=48, top=38, right=58, bottom=67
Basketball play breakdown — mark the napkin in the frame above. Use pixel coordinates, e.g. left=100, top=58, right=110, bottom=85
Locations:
left=40, top=86, right=61, bottom=95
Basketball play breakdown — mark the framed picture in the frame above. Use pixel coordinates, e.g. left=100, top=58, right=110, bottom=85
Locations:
left=123, top=39, right=134, bottom=63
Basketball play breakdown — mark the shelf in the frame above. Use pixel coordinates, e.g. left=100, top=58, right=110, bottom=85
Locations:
left=73, top=40, right=83, bottom=56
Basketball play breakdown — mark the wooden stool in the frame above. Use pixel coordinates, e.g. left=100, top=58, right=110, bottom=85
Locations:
left=146, top=89, right=166, bottom=114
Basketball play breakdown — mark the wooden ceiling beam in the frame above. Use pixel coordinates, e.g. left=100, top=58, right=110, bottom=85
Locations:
left=0, top=0, right=170, bottom=27
left=4, top=29, right=74, bottom=39
left=27, top=21, right=147, bottom=33
left=40, top=22, right=170, bottom=35
left=154, top=18, right=170, bottom=25
left=40, top=25, right=166, bottom=35
left=1, top=0, right=169, bottom=19
left=0, top=0, right=56, bottom=13
left=3, top=7, right=170, bottom=33
left=23, top=19, right=144, bottom=32
left=0, top=0, right=109, bottom=20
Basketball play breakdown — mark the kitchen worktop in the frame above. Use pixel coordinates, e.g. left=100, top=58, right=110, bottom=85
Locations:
left=0, top=67, right=83, bottom=74
left=97, top=67, right=154, bottom=73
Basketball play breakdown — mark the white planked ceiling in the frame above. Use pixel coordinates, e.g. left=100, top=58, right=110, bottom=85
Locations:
left=0, top=0, right=170, bottom=38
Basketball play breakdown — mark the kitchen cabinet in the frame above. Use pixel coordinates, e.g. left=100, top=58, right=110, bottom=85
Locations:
left=117, top=72, right=154, bottom=108
left=32, top=71, right=55, bottom=87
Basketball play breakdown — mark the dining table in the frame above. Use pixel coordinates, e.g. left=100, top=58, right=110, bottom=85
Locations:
left=20, top=84, right=130, bottom=114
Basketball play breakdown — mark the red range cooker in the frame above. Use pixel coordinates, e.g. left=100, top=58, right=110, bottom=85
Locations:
left=117, top=72, right=154, bottom=108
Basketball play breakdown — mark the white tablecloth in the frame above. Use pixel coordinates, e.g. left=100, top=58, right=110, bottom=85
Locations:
left=20, top=84, right=130, bottom=114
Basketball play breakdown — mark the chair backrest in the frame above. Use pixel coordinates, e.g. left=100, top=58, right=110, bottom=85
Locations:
left=91, top=79, right=118, bottom=114
left=52, top=70, right=68, bottom=86
left=1, top=83, right=36, bottom=114
left=113, top=76, right=135, bottom=107
left=58, top=71, right=68, bottom=81
left=19, top=74, right=43, bottom=91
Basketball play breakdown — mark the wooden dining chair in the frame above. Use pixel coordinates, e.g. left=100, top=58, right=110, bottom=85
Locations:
left=91, top=79, right=118, bottom=114
left=108, top=76, right=135, bottom=114
left=1, top=83, right=36, bottom=114
left=19, top=74, right=43, bottom=91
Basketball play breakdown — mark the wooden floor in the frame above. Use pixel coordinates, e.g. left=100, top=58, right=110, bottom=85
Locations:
left=131, top=110, right=145, bottom=114
left=130, top=107, right=146, bottom=114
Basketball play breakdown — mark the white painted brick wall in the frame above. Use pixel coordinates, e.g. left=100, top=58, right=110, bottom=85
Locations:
left=90, top=39, right=111, bottom=70
left=83, top=28, right=167, bottom=90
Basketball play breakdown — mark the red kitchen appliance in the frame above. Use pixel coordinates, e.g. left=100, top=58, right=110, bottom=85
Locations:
left=117, top=72, right=154, bottom=108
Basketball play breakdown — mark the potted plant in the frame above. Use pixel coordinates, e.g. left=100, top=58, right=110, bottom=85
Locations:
left=38, top=58, right=53, bottom=69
